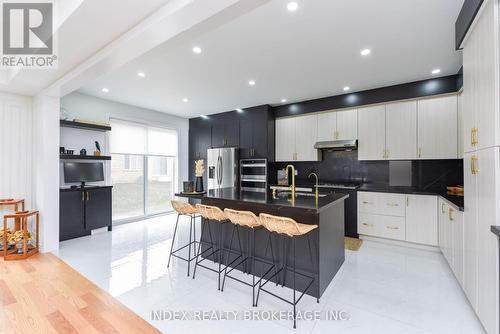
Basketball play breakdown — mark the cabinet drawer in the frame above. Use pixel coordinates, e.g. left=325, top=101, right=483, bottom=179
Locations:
left=358, top=192, right=405, bottom=216
left=358, top=213, right=379, bottom=236
left=380, top=216, right=406, bottom=241
left=358, top=192, right=379, bottom=213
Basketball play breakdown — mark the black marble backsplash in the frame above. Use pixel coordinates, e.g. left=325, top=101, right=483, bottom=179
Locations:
left=268, top=150, right=463, bottom=191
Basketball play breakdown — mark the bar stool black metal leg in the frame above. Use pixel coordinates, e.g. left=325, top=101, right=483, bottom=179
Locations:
left=251, top=228, right=255, bottom=306
left=293, top=237, right=296, bottom=329
left=192, top=218, right=208, bottom=279
left=282, top=235, right=288, bottom=287
left=221, top=225, right=236, bottom=291
left=167, top=214, right=180, bottom=269
left=187, top=215, right=193, bottom=277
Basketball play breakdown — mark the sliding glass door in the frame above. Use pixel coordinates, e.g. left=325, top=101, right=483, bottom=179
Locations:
left=110, top=119, right=178, bottom=223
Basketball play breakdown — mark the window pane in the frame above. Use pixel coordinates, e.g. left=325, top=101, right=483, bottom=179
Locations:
left=112, top=154, right=144, bottom=220
left=147, top=156, right=175, bottom=214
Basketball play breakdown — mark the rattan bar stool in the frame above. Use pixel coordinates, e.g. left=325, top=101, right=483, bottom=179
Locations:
left=221, top=208, right=268, bottom=306
left=168, top=200, right=201, bottom=276
left=256, top=213, right=318, bottom=329
left=192, top=204, right=229, bottom=290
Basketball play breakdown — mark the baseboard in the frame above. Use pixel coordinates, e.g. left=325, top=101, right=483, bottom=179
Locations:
left=359, top=235, right=441, bottom=252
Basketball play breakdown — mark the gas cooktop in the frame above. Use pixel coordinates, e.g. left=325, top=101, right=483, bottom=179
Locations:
left=315, top=183, right=360, bottom=190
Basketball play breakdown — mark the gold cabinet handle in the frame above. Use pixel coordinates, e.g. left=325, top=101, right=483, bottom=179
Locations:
left=387, top=203, right=399, bottom=207
left=386, top=226, right=399, bottom=230
left=81, top=192, right=85, bottom=202
left=86, top=191, right=90, bottom=201
left=362, top=223, right=373, bottom=227
left=448, top=208, right=454, bottom=221
left=441, top=203, right=446, bottom=214
left=471, top=155, right=478, bottom=175
left=471, top=128, right=478, bottom=146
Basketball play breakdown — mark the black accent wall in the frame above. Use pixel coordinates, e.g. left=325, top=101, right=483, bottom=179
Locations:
left=273, top=75, right=460, bottom=118
left=455, top=0, right=484, bottom=49
left=268, top=150, right=463, bottom=191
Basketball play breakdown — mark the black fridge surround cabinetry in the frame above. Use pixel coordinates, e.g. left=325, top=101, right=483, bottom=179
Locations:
left=59, top=186, right=112, bottom=241
left=189, top=105, right=275, bottom=181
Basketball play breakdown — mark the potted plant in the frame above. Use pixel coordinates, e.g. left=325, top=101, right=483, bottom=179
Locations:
left=8, top=230, right=33, bottom=254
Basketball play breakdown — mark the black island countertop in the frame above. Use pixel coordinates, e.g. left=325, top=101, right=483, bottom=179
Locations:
left=201, top=187, right=348, bottom=213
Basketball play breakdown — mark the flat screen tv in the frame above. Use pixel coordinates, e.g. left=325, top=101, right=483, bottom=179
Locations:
left=64, top=162, right=104, bottom=186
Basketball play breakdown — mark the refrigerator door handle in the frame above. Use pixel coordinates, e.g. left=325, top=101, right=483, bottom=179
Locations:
left=217, top=155, right=222, bottom=185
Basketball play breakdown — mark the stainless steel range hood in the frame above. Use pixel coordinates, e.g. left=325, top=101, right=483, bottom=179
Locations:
left=314, top=139, right=357, bottom=151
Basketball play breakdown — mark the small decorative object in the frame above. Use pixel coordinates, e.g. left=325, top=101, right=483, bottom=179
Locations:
left=60, top=147, right=66, bottom=154
left=195, top=160, right=205, bottom=192
left=0, top=228, right=11, bottom=251
left=183, top=181, right=194, bottom=193
left=80, top=148, right=87, bottom=156
left=60, top=107, right=69, bottom=120
left=94, top=141, right=101, bottom=156
left=277, top=169, right=288, bottom=186
left=3, top=210, right=39, bottom=260
left=66, top=149, right=74, bottom=155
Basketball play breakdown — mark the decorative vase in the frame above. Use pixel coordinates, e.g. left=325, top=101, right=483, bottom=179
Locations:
left=195, top=176, right=204, bottom=192
left=16, top=241, right=23, bottom=254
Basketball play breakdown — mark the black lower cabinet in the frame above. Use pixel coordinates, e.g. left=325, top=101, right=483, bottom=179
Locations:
left=85, top=188, right=112, bottom=230
left=60, top=190, right=88, bottom=241
left=59, top=186, right=112, bottom=241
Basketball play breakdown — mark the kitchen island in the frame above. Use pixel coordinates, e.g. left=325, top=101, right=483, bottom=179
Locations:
left=194, top=187, right=348, bottom=299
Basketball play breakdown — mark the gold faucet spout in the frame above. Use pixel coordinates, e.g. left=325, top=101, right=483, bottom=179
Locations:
left=285, top=165, right=296, bottom=199
left=308, top=172, right=319, bottom=199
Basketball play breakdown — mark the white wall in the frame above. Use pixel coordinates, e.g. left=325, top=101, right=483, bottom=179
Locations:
left=60, top=92, right=189, bottom=192
left=0, top=92, right=34, bottom=213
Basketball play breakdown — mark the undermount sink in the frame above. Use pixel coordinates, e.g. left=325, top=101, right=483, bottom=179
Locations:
left=277, top=191, right=327, bottom=198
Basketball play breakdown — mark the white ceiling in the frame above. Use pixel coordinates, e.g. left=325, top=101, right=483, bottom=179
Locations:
left=78, top=0, right=464, bottom=118
left=0, top=0, right=170, bottom=95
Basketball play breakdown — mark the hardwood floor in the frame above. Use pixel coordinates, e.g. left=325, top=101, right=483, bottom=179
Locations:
left=0, top=253, right=161, bottom=334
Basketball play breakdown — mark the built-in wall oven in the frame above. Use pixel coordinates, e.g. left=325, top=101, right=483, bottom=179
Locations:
left=240, top=159, right=267, bottom=192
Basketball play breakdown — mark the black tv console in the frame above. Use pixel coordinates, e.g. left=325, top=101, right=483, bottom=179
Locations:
left=59, top=186, right=112, bottom=241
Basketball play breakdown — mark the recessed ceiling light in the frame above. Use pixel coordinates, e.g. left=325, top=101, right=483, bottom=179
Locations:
left=281, top=99, right=287, bottom=103
left=343, top=86, right=350, bottom=91
left=432, top=68, right=441, bottom=74
left=248, top=80, right=256, bottom=86
left=287, top=2, right=298, bottom=11
left=360, top=49, right=371, bottom=56
left=137, top=72, right=145, bottom=78
left=192, top=46, right=202, bottom=54
left=183, top=98, right=189, bottom=102
left=236, top=108, right=243, bottom=112
left=102, top=88, right=109, bottom=93
left=200, top=114, right=208, bottom=119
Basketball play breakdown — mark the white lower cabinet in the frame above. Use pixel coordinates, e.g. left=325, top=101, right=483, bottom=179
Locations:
left=358, top=192, right=436, bottom=245
left=438, top=198, right=464, bottom=286
left=406, top=195, right=438, bottom=246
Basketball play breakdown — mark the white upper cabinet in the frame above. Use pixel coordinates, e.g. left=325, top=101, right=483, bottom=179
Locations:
left=275, top=114, right=318, bottom=162
left=358, top=105, right=386, bottom=160
left=406, top=194, right=438, bottom=246
left=317, top=112, right=337, bottom=141
left=417, top=95, right=458, bottom=159
left=295, top=114, right=318, bottom=161
left=463, top=1, right=498, bottom=153
left=385, top=101, right=417, bottom=160
left=275, top=117, right=296, bottom=161
left=336, top=109, right=358, bottom=140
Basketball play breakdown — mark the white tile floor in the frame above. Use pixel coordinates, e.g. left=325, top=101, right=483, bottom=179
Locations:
left=56, top=214, right=485, bottom=334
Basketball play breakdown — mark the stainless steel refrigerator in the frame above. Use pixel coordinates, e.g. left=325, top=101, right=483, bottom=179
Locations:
left=207, top=148, right=238, bottom=190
